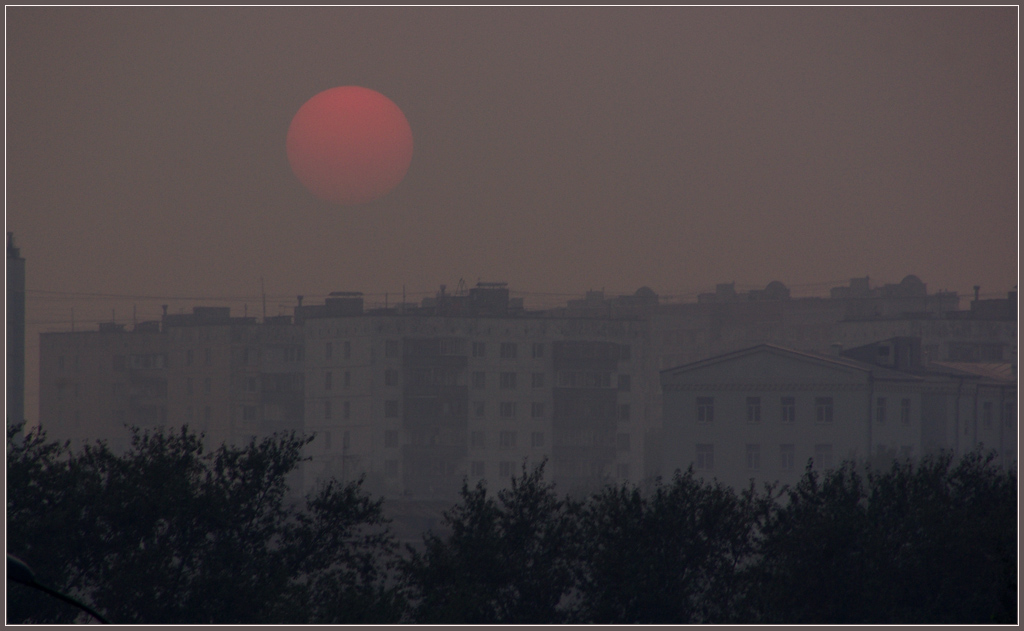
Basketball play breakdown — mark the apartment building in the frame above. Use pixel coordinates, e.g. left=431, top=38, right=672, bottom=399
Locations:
left=659, top=339, right=1016, bottom=490
left=298, top=285, right=650, bottom=500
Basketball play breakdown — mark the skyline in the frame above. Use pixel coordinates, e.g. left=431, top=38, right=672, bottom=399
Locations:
left=7, top=6, right=1018, bottom=423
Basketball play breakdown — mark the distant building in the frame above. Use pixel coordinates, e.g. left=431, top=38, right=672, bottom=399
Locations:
left=297, top=283, right=651, bottom=500
left=36, top=276, right=1014, bottom=501
left=7, top=233, right=26, bottom=426
left=659, top=339, right=1016, bottom=490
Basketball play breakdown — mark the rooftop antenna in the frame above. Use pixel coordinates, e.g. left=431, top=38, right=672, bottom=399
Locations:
left=71, top=307, right=74, bottom=332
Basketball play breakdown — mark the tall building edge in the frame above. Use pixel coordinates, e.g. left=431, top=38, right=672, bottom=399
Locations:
left=7, top=232, right=26, bottom=426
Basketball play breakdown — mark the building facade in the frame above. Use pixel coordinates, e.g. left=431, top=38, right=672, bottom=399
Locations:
left=659, top=340, right=1016, bottom=490
left=299, top=291, right=651, bottom=500
left=7, top=233, right=26, bottom=426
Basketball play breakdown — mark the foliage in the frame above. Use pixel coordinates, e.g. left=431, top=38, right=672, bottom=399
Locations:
left=6, top=423, right=404, bottom=624
left=746, top=451, right=1017, bottom=623
left=401, top=460, right=580, bottom=623
left=571, top=469, right=774, bottom=623
left=9, top=422, right=1016, bottom=624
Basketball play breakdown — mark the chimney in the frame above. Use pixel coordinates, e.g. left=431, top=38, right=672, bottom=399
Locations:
left=297, top=295, right=304, bottom=308
left=974, top=285, right=981, bottom=302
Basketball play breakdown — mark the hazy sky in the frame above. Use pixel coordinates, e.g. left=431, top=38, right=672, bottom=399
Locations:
left=6, top=7, right=1019, bottom=421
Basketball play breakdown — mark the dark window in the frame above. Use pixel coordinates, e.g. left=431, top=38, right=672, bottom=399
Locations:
left=746, top=396, right=761, bottom=423
left=696, top=444, right=714, bottom=470
left=697, top=397, right=714, bottom=423
left=781, top=396, right=796, bottom=423
left=815, top=397, right=834, bottom=423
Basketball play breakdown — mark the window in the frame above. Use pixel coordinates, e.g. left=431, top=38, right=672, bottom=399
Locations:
left=899, top=445, right=913, bottom=459
left=245, top=377, right=257, bottom=392
left=746, top=444, right=761, bottom=470
left=472, top=371, right=486, bottom=389
left=781, top=397, right=796, bottom=423
left=385, top=368, right=399, bottom=387
left=696, top=444, right=714, bottom=471
left=618, top=404, right=631, bottom=422
left=58, top=356, right=65, bottom=370
left=473, top=401, right=486, bottom=418
left=814, top=444, right=833, bottom=470
left=204, top=377, right=212, bottom=394
left=617, top=433, right=631, bottom=452
left=876, top=397, right=887, bottom=424
left=500, top=342, right=517, bottom=359
left=113, top=355, right=125, bottom=371
left=1004, top=401, right=1015, bottom=428
left=500, top=431, right=517, bottom=448
left=324, top=400, right=332, bottom=420
left=343, top=371, right=351, bottom=388
left=323, top=431, right=331, bottom=451
left=471, top=461, right=485, bottom=477
left=500, top=372, right=518, bottom=389
left=342, top=431, right=351, bottom=450
left=343, top=401, right=351, bottom=419
left=982, top=401, right=993, bottom=429
left=617, top=374, right=631, bottom=392
left=325, top=371, right=333, bottom=390
left=531, top=343, right=544, bottom=358
left=385, top=400, right=399, bottom=418
left=472, top=342, right=486, bottom=357
left=186, top=406, right=194, bottom=420
left=617, top=463, right=630, bottom=479
left=697, top=397, right=714, bottom=423
left=500, top=402, right=517, bottom=419
left=531, top=432, right=545, bottom=448
left=325, top=342, right=333, bottom=360
left=385, top=430, right=399, bottom=448
left=815, top=397, right=834, bottom=423
left=620, top=344, right=631, bottom=361
left=385, top=340, right=400, bottom=358
left=385, top=460, right=399, bottom=477
left=499, top=461, right=514, bottom=477
left=343, top=341, right=351, bottom=360
left=531, top=372, right=545, bottom=388
left=746, top=397, right=761, bottom=423
left=186, top=349, right=194, bottom=366
left=471, top=431, right=485, bottom=448
left=779, top=444, right=795, bottom=471
left=203, top=406, right=211, bottom=421
left=531, top=402, right=545, bottom=418
left=242, top=405, right=257, bottom=421
left=186, top=378, right=194, bottom=395
left=204, top=348, right=212, bottom=366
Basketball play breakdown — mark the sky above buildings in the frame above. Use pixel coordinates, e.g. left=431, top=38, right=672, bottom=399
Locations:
left=6, top=7, right=1018, bottom=420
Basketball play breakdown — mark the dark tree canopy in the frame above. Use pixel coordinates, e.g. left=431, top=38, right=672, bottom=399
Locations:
left=8, top=422, right=1016, bottom=625
left=6, top=423, right=403, bottom=624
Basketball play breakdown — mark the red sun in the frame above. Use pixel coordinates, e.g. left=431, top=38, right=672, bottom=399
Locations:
left=286, top=86, right=413, bottom=205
